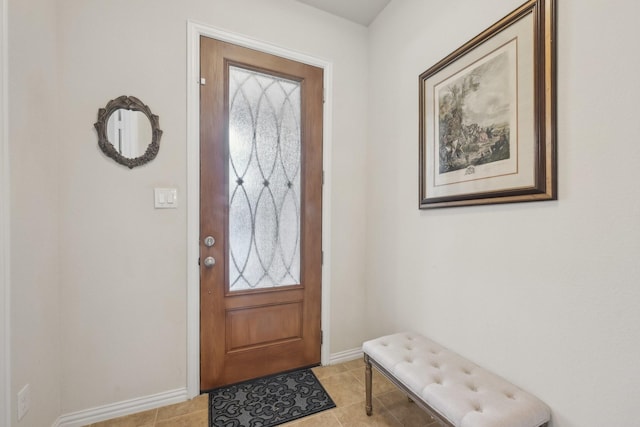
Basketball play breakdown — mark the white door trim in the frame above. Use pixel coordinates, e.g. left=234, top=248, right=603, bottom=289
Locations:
left=186, top=21, right=333, bottom=398
left=1, top=0, right=10, bottom=423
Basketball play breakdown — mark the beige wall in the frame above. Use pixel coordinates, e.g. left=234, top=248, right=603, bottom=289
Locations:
left=1, top=0, right=9, bottom=424
left=8, top=0, right=61, bottom=425
left=366, top=1, right=640, bottom=426
left=55, top=0, right=369, bottom=415
left=7, top=0, right=369, bottom=424
left=11, top=1, right=640, bottom=426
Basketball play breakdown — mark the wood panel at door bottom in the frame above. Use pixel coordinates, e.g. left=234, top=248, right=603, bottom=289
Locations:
left=226, top=300, right=303, bottom=352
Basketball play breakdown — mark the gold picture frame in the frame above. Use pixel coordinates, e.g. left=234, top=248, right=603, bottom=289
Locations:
left=419, top=0, right=556, bottom=209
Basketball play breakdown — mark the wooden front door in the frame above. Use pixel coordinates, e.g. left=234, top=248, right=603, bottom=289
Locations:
left=199, top=36, right=324, bottom=390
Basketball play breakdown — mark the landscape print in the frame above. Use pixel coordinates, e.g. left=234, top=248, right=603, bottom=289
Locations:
left=437, top=50, right=513, bottom=175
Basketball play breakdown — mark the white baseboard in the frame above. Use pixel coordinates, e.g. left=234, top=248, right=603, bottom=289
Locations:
left=51, top=350, right=361, bottom=427
left=52, top=388, right=188, bottom=427
left=329, top=347, right=363, bottom=365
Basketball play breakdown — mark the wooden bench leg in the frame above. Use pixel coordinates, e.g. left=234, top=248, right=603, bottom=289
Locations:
left=364, top=354, right=373, bottom=416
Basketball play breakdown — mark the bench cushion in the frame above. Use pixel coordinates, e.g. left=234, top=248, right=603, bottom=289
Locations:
left=363, top=332, right=550, bottom=427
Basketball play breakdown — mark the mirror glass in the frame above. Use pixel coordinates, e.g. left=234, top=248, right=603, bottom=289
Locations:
left=106, top=109, right=153, bottom=159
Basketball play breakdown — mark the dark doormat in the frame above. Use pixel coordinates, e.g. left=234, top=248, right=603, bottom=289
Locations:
left=208, top=368, right=336, bottom=427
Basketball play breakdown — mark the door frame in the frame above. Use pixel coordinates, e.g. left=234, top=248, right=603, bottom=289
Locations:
left=186, top=21, right=333, bottom=398
left=1, top=0, right=10, bottom=422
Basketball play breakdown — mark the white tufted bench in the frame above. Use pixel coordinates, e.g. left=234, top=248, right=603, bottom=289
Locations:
left=363, top=332, right=550, bottom=427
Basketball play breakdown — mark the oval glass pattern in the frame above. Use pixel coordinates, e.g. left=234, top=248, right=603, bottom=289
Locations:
left=227, top=66, right=302, bottom=291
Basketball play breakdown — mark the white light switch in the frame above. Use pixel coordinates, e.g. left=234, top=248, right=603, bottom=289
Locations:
left=154, top=188, right=178, bottom=209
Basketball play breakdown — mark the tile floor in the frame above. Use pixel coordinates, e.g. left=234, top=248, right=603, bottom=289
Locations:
left=87, top=358, right=439, bottom=427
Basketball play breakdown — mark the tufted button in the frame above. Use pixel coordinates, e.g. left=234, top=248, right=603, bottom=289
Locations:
left=405, top=345, right=413, bottom=350
left=405, top=357, right=413, bottom=363
left=381, top=342, right=388, bottom=346
left=462, top=368, right=472, bottom=375
left=467, top=384, right=478, bottom=392
left=431, top=362, right=440, bottom=369
left=474, top=405, right=483, bottom=413
left=505, top=393, right=516, bottom=400
left=433, top=377, right=442, bottom=385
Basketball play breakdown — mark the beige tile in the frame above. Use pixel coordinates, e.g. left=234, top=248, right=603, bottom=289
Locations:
left=312, top=363, right=348, bottom=380
left=373, top=370, right=399, bottom=397
left=333, top=400, right=402, bottom=427
left=94, top=361, right=409, bottom=426
left=342, top=358, right=366, bottom=372
left=156, top=394, right=208, bottom=420
left=282, top=409, right=342, bottom=426
left=377, top=390, right=438, bottom=426
left=90, top=409, right=157, bottom=427
left=351, top=367, right=398, bottom=397
left=319, top=371, right=366, bottom=407
left=155, top=409, right=208, bottom=427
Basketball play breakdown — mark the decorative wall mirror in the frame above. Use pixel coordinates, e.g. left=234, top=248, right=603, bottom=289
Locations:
left=94, top=95, right=162, bottom=168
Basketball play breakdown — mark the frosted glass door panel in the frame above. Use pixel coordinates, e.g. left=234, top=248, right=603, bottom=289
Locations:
left=228, top=66, right=301, bottom=292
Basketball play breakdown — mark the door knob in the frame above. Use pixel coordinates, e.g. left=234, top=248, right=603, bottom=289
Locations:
left=203, top=256, right=216, bottom=268
left=204, top=236, right=215, bottom=247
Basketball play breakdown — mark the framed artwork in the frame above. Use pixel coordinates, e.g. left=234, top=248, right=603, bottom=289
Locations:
left=419, top=0, right=556, bottom=209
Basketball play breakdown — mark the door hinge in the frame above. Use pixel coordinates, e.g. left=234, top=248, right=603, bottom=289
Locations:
left=323, top=87, right=326, bottom=104
left=322, top=170, right=325, bottom=186
left=321, top=330, right=324, bottom=345
left=199, top=77, right=206, bottom=85
left=321, top=251, right=324, bottom=266
left=198, top=257, right=201, bottom=266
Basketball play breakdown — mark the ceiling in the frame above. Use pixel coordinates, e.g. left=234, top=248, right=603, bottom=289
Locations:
left=296, top=0, right=391, bottom=26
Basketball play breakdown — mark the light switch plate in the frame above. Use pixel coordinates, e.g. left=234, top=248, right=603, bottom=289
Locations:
left=154, top=188, right=178, bottom=209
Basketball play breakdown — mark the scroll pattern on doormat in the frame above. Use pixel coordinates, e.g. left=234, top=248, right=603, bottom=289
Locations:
left=209, top=368, right=336, bottom=426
